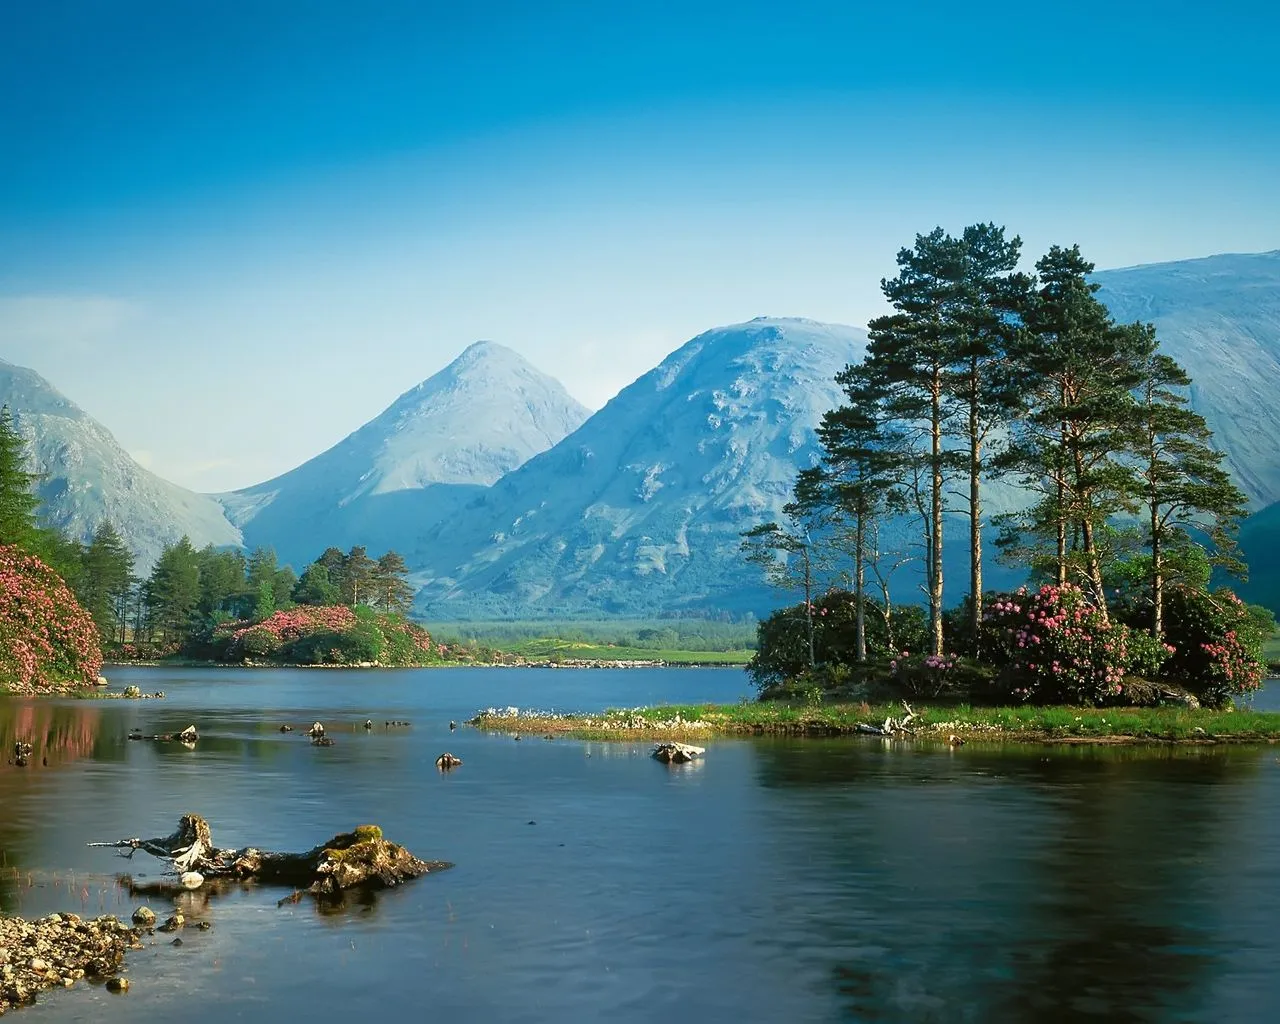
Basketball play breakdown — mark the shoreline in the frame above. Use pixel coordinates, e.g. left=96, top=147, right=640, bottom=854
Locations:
left=468, top=700, right=1280, bottom=746
left=0, top=911, right=142, bottom=1014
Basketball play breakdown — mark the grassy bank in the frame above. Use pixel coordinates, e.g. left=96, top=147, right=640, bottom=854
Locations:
left=470, top=700, right=1280, bottom=744
left=478, top=638, right=753, bottom=665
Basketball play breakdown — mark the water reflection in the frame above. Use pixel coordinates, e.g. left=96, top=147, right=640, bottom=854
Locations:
left=0, top=698, right=105, bottom=769
left=752, top=742, right=1262, bottom=1022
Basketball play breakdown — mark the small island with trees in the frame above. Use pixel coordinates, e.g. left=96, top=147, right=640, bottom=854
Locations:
left=476, top=225, right=1280, bottom=744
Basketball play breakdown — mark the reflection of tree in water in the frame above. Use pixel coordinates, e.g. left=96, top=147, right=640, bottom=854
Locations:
left=0, top=700, right=106, bottom=905
left=751, top=743, right=1259, bottom=1023
left=0, top=700, right=104, bottom=769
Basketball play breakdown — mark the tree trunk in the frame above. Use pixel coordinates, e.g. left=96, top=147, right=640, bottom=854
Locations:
left=1056, top=416, right=1068, bottom=587
left=930, top=374, right=945, bottom=657
left=1080, top=516, right=1110, bottom=623
left=90, top=814, right=446, bottom=898
left=803, top=546, right=815, bottom=669
left=1151, top=501, right=1163, bottom=638
left=854, top=513, right=866, bottom=663
left=969, top=379, right=982, bottom=656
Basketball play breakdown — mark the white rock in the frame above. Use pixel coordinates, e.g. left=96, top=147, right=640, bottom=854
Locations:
left=180, top=872, right=204, bottom=890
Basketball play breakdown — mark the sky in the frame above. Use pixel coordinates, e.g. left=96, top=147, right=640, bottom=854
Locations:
left=1, top=0, right=1278, bottom=492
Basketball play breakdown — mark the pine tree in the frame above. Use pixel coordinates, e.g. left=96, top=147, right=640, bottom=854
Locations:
left=1131, top=349, right=1248, bottom=636
left=371, top=551, right=414, bottom=614
left=0, top=405, right=41, bottom=548
left=146, top=537, right=202, bottom=644
left=810, top=364, right=905, bottom=662
left=342, top=546, right=377, bottom=606
left=741, top=505, right=827, bottom=669
left=292, top=562, right=339, bottom=606
left=1001, top=246, right=1150, bottom=619
left=943, top=224, right=1030, bottom=651
left=78, top=520, right=135, bottom=641
left=865, top=229, right=962, bottom=655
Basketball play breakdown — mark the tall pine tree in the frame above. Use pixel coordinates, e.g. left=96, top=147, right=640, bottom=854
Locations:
left=0, top=405, right=40, bottom=548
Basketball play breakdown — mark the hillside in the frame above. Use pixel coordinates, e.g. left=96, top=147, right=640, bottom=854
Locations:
left=0, top=359, right=241, bottom=567
left=1094, top=249, right=1280, bottom=507
left=409, top=318, right=867, bottom=618
left=218, top=341, right=589, bottom=566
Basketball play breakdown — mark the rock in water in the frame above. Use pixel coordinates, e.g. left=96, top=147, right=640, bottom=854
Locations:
left=177, top=725, right=198, bottom=743
left=131, top=907, right=156, bottom=926
left=308, top=722, right=325, bottom=738
left=180, top=871, right=204, bottom=890
left=435, top=752, right=462, bottom=770
left=652, top=742, right=705, bottom=764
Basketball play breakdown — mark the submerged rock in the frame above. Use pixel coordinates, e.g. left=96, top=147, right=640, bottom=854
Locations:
left=435, top=753, right=462, bottom=770
left=652, top=742, right=705, bottom=764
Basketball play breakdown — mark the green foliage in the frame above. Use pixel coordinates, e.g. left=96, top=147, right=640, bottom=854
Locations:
left=1156, top=585, right=1269, bottom=706
left=292, top=563, right=339, bottom=606
left=746, top=590, right=929, bottom=690
left=981, top=584, right=1169, bottom=705
left=76, top=520, right=134, bottom=643
left=237, top=624, right=283, bottom=658
left=0, top=406, right=41, bottom=549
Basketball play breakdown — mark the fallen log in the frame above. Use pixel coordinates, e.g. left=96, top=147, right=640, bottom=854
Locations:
left=857, top=701, right=918, bottom=737
left=89, top=814, right=448, bottom=897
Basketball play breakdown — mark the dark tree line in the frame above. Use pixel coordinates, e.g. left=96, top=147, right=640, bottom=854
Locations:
left=748, top=226, right=1247, bottom=658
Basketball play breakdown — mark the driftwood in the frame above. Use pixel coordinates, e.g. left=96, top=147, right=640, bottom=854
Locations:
left=89, top=814, right=446, bottom=897
left=856, top=701, right=918, bottom=737
left=652, top=742, right=705, bottom=764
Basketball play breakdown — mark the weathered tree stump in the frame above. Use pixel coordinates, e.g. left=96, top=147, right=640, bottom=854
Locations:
left=89, top=814, right=446, bottom=897
left=652, top=742, right=705, bottom=764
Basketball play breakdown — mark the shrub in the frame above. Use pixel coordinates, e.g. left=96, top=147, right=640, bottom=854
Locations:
left=981, top=584, right=1168, bottom=705
left=0, top=544, right=102, bottom=692
left=235, top=625, right=283, bottom=658
left=1158, top=585, right=1268, bottom=706
left=746, top=590, right=929, bottom=690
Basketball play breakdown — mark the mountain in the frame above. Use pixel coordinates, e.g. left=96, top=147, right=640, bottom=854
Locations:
left=0, top=359, right=241, bottom=566
left=219, top=341, right=590, bottom=566
left=1094, top=249, right=1280, bottom=508
left=408, top=318, right=868, bottom=619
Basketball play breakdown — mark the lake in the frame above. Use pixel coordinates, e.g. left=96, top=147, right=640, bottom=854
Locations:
left=4, top=666, right=1280, bottom=1022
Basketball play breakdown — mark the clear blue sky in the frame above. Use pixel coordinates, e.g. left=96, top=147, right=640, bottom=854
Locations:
left=1, top=0, right=1277, bottom=491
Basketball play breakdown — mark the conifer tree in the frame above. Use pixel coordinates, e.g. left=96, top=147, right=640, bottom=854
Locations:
left=0, top=405, right=40, bottom=548
left=1131, top=349, right=1248, bottom=636
left=292, top=562, right=339, bottom=606
left=372, top=551, right=414, bottom=614
left=146, top=536, right=202, bottom=643
left=342, top=546, right=377, bottom=606
left=1001, top=246, right=1151, bottom=619
left=78, top=520, right=135, bottom=640
left=865, top=229, right=961, bottom=655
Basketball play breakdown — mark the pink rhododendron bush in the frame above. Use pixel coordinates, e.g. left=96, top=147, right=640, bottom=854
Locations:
left=0, top=544, right=103, bottom=693
left=981, top=584, right=1167, bottom=705
left=213, top=605, right=440, bottom=667
left=1155, top=585, right=1268, bottom=706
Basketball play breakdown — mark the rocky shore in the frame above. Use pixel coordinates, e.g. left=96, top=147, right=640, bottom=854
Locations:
left=0, top=912, right=143, bottom=1015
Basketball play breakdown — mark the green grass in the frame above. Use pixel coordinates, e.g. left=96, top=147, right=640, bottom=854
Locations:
left=428, top=619, right=758, bottom=654
left=469, top=700, right=1280, bottom=743
left=1264, top=632, right=1280, bottom=664
left=492, top=637, right=753, bottom=665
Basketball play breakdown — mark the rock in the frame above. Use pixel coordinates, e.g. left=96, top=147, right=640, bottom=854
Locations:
left=105, top=977, right=130, bottom=993
left=180, top=871, right=204, bottom=890
left=177, top=725, right=198, bottom=742
left=157, top=913, right=184, bottom=933
left=96, top=675, right=109, bottom=686
left=947, top=734, right=965, bottom=746
left=131, top=907, right=156, bottom=927
left=308, top=722, right=325, bottom=738
left=364, top=719, right=373, bottom=730
left=170, top=937, right=183, bottom=947
left=435, top=752, right=462, bottom=770
left=279, top=724, right=293, bottom=732
left=312, top=736, right=335, bottom=746
left=122, top=685, right=142, bottom=698
left=29, top=959, right=49, bottom=974
left=652, top=742, right=705, bottom=764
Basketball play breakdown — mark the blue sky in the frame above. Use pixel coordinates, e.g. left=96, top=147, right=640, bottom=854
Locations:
left=1, top=0, right=1278, bottom=491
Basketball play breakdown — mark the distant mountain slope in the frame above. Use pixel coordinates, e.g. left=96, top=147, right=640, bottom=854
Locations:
left=0, top=359, right=241, bottom=567
left=1095, top=249, right=1280, bottom=507
left=409, top=318, right=867, bottom=618
left=220, top=341, right=590, bottom=566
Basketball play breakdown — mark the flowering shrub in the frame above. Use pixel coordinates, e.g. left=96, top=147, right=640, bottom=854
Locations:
left=890, top=651, right=958, bottom=697
left=0, top=544, right=102, bottom=693
left=216, top=604, right=437, bottom=667
left=1158, top=585, right=1267, bottom=706
left=982, top=584, right=1168, bottom=705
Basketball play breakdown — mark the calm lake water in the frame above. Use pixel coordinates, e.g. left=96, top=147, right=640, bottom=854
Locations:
left=4, top=667, right=1280, bottom=1022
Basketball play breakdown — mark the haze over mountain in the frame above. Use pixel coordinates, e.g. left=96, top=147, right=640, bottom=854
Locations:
left=407, top=318, right=866, bottom=618
left=0, top=359, right=241, bottom=566
left=218, top=341, right=590, bottom=566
